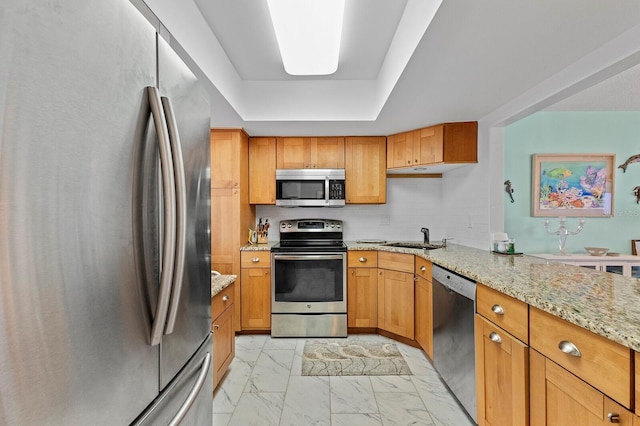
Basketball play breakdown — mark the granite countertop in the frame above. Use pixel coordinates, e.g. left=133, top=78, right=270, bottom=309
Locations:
left=347, top=241, right=640, bottom=352
left=238, top=240, right=640, bottom=351
left=211, top=274, right=237, bottom=298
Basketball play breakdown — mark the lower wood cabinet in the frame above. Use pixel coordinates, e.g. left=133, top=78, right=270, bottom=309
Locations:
left=475, top=315, right=529, bottom=426
left=347, top=267, right=378, bottom=328
left=414, top=274, right=432, bottom=358
left=240, top=252, right=271, bottom=330
left=530, top=349, right=634, bottom=425
left=211, top=283, right=235, bottom=389
left=378, top=269, right=414, bottom=339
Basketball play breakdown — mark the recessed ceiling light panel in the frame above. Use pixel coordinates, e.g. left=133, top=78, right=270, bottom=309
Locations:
left=267, top=0, right=345, bottom=76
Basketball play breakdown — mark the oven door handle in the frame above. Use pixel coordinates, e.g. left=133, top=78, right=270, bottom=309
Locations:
left=272, top=254, right=345, bottom=261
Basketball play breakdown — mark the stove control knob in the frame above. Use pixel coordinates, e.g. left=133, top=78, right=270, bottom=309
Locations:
left=281, top=223, right=286, bottom=229
left=287, top=224, right=292, bottom=228
left=330, top=224, right=335, bottom=228
left=337, top=225, right=341, bottom=228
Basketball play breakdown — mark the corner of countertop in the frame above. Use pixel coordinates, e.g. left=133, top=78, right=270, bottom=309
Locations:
left=211, top=274, right=237, bottom=298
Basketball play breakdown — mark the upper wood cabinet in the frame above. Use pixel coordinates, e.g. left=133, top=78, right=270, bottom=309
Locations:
left=248, top=137, right=276, bottom=204
left=276, top=137, right=345, bottom=169
left=387, top=122, right=477, bottom=171
left=345, top=136, right=386, bottom=204
left=210, top=129, right=249, bottom=188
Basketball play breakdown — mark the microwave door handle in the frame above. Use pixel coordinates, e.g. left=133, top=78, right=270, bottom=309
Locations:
left=325, top=176, right=330, bottom=204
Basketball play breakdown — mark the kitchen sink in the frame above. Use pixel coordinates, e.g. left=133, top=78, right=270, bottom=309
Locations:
left=383, top=242, right=444, bottom=250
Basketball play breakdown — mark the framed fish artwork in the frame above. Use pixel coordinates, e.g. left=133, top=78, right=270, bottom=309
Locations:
left=531, top=153, right=615, bottom=217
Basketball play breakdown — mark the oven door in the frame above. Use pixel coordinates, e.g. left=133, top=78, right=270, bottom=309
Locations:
left=271, top=252, right=347, bottom=314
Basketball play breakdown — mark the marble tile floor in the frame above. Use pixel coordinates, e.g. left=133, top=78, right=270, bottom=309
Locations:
left=213, top=334, right=476, bottom=426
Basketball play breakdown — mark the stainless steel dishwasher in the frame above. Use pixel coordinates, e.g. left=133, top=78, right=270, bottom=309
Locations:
left=432, top=264, right=477, bottom=423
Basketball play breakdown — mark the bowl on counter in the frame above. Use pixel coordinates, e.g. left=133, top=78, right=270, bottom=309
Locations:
left=584, top=247, right=609, bottom=256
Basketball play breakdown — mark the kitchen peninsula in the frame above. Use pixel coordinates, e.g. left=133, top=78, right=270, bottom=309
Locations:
left=242, top=241, right=640, bottom=423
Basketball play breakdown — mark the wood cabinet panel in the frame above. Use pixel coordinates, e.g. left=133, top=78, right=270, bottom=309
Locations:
left=240, top=251, right=271, bottom=268
left=347, top=267, right=378, bottom=328
left=276, top=137, right=344, bottom=169
left=347, top=250, right=378, bottom=268
left=378, top=251, right=414, bottom=273
left=211, top=283, right=235, bottom=320
left=475, top=315, right=528, bottom=426
left=530, top=307, right=632, bottom=408
left=240, top=267, right=271, bottom=330
left=345, top=136, right=386, bottom=204
left=212, top=302, right=234, bottom=388
left=414, top=257, right=432, bottom=281
left=530, top=349, right=634, bottom=426
left=477, top=284, right=528, bottom=343
left=378, top=269, right=414, bottom=339
left=415, top=275, right=432, bottom=358
left=386, top=132, right=414, bottom=168
left=249, top=137, right=276, bottom=204
left=210, top=129, right=247, bottom=188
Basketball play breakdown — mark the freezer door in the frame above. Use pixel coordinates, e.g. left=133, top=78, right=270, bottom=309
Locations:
left=156, top=36, right=212, bottom=389
left=133, top=334, right=213, bottom=426
left=0, top=0, right=161, bottom=424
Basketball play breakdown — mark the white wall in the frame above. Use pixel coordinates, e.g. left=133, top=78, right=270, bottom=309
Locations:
left=256, top=178, right=445, bottom=242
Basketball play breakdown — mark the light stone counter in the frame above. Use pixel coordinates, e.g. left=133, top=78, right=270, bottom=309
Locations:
left=347, top=241, right=640, bottom=352
left=211, top=274, right=237, bottom=298
left=240, top=241, right=277, bottom=251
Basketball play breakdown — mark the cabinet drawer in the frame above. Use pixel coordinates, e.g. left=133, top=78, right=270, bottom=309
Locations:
left=241, top=251, right=271, bottom=268
left=414, top=257, right=432, bottom=281
left=378, top=251, right=413, bottom=273
left=212, top=282, right=235, bottom=320
left=348, top=251, right=378, bottom=268
left=530, top=307, right=632, bottom=408
left=477, top=285, right=528, bottom=343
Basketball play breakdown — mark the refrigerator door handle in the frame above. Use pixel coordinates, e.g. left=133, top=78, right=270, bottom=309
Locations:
left=168, top=351, right=211, bottom=426
left=161, top=96, right=187, bottom=335
left=147, top=86, right=177, bottom=346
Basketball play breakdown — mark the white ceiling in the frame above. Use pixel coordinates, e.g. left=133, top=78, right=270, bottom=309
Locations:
left=143, top=0, right=640, bottom=136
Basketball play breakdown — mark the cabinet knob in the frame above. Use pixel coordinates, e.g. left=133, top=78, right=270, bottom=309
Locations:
left=491, top=304, right=505, bottom=315
left=607, top=413, right=621, bottom=423
left=420, top=266, right=426, bottom=272
left=212, top=324, right=220, bottom=332
left=407, top=160, right=411, bottom=164
left=558, top=340, right=582, bottom=357
left=222, top=295, right=229, bottom=302
left=252, top=257, right=260, bottom=263
left=359, top=257, right=367, bottom=262
left=414, top=159, right=418, bottom=163
left=489, top=331, right=502, bottom=344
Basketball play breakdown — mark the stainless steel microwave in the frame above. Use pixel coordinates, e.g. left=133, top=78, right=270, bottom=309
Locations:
left=275, top=169, right=345, bottom=207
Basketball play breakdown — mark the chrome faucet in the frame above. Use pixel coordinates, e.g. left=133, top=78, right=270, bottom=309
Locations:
left=420, top=227, right=429, bottom=245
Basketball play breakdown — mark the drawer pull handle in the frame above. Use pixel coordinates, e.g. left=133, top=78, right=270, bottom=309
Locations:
left=608, top=413, right=621, bottom=423
left=251, top=257, right=260, bottom=263
left=558, top=340, right=581, bottom=357
left=420, top=266, right=426, bottom=272
left=491, top=304, right=504, bottom=315
left=359, top=257, right=367, bottom=262
left=222, top=295, right=229, bottom=302
left=489, top=332, right=502, bottom=344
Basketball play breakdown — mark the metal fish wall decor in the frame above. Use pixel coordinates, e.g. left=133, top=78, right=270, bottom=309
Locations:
left=618, top=154, right=640, bottom=172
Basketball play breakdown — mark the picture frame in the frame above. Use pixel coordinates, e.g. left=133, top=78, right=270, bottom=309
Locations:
left=532, top=153, right=615, bottom=217
left=633, top=240, right=640, bottom=256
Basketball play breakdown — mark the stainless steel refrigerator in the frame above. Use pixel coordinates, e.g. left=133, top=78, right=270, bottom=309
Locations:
left=0, top=0, right=212, bottom=424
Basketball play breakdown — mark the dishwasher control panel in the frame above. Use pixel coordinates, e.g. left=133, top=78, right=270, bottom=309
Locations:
left=432, top=265, right=476, bottom=300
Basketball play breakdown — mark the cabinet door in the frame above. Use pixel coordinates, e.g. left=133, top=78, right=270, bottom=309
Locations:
left=414, top=125, right=444, bottom=164
left=210, top=188, right=239, bottom=275
left=475, top=315, right=528, bottom=426
left=414, top=275, right=433, bottom=358
left=276, top=137, right=307, bottom=168
left=378, top=269, right=414, bottom=339
left=249, top=137, right=276, bottom=204
left=210, top=129, right=243, bottom=188
left=212, top=305, right=234, bottom=388
left=530, top=350, right=634, bottom=426
left=345, top=136, right=386, bottom=204
left=386, top=132, right=414, bottom=168
left=240, top=267, right=271, bottom=330
left=311, top=137, right=345, bottom=168
left=347, top=267, right=378, bottom=328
